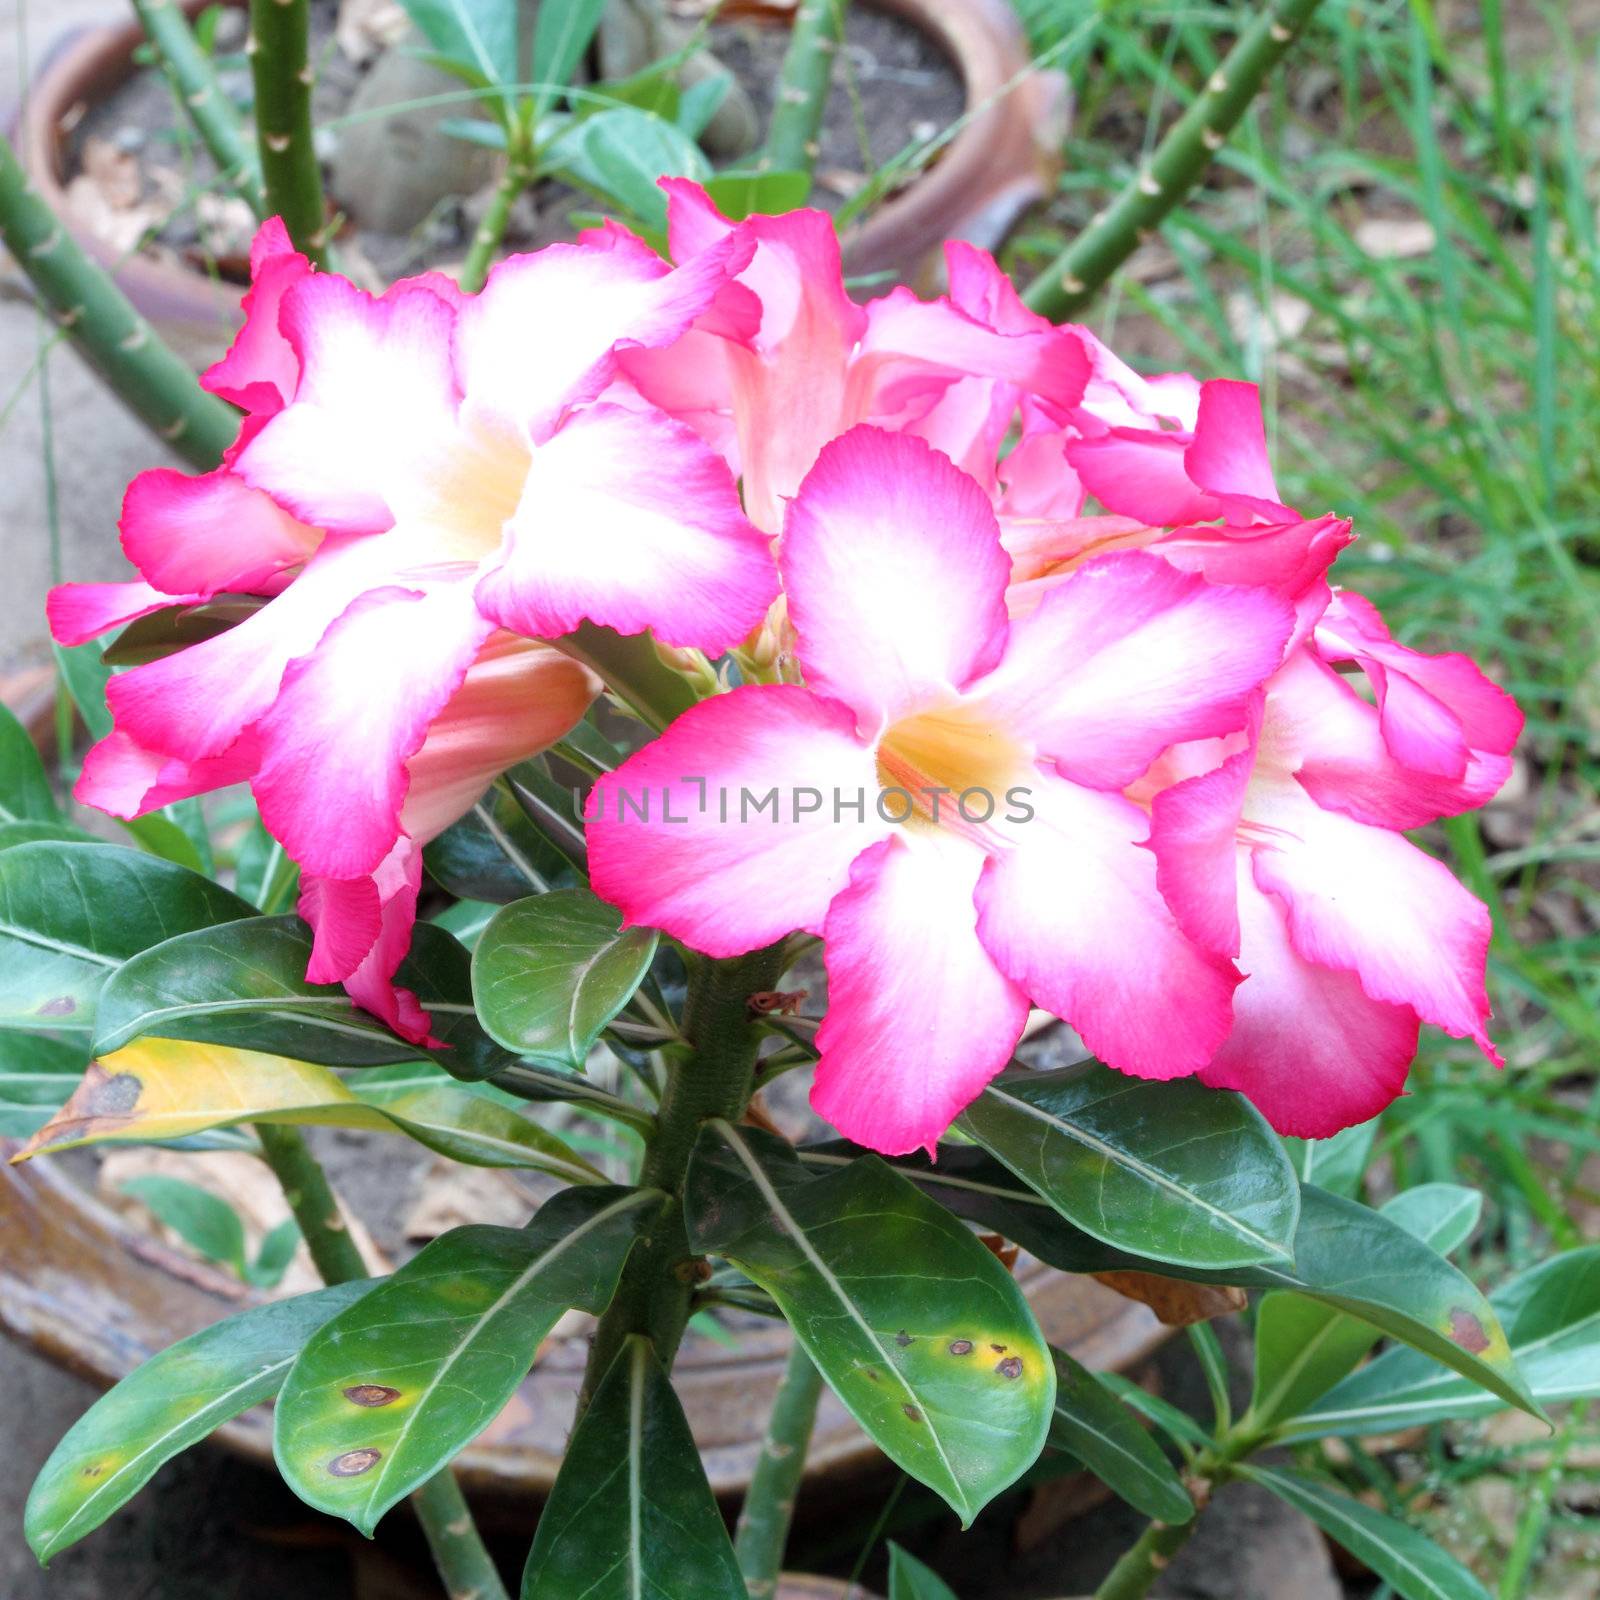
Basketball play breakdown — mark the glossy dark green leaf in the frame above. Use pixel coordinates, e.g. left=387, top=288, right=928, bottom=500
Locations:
left=400, top=0, right=516, bottom=88
left=25, top=1282, right=373, bottom=1561
left=276, top=1185, right=658, bottom=1532
left=888, top=1543, right=960, bottom=1600
left=808, top=1147, right=1537, bottom=1421
left=522, top=1335, right=743, bottom=1599
left=701, top=168, right=812, bottom=220
left=121, top=805, right=210, bottom=874
left=1247, top=1183, right=1485, bottom=1430
left=528, top=0, right=606, bottom=112
left=0, top=819, right=100, bottom=851
left=422, top=780, right=571, bottom=903
left=688, top=1125, right=1053, bottom=1524
left=1237, top=1465, right=1492, bottom=1600
left=100, top=599, right=263, bottom=666
left=0, top=841, right=253, bottom=1032
left=1286, top=1246, right=1600, bottom=1440
left=0, top=1031, right=89, bottom=1137
left=472, top=888, right=657, bottom=1068
left=1047, top=1347, right=1192, bottom=1523
left=958, top=1064, right=1299, bottom=1270
left=1282, top=1122, right=1377, bottom=1199
left=93, top=915, right=512, bottom=1078
left=0, top=701, right=57, bottom=824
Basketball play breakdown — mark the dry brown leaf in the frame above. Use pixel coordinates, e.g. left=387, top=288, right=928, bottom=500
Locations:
left=1091, top=1269, right=1246, bottom=1326
left=66, top=137, right=171, bottom=255
left=101, top=1147, right=388, bottom=1295
left=402, top=1157, right=543, bottom=1240
left=335, top=0, right=410, bottom=65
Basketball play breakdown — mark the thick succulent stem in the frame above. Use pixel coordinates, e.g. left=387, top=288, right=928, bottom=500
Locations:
left=247, top=0, right=330, bottom=263
left=1022, top=0, right=1326, bottom=319
left=132, top=0, right=267, bottom=214
left=734, top=1342, right=824, bottom=1598
left=254, top=1124, right=508, bottom=1600
left=576, top=944, right=789, bottom=1416
left=1092, top=1515, right=1202, bottom=1600
left=0, top=132, right=237, bottom=469
left=761, top=0, right=848, bottom=185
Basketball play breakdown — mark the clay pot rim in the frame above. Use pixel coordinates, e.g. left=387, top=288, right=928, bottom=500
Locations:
left=13, top=0, right=1060, bottom=325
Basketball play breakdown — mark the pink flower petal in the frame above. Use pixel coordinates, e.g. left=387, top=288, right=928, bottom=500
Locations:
left=975, top=774, right=1239, bottom=1079
left=120, top=466, right=322, bottom=599
left=74, top=728, right=261, bottom=818
left=972, top=551, right=1293, bottom=789
left=782, top=428, right=1011, bottom=732
left=1066, top=429, right=1219, bottom=525
left=251, top=579, right=493, bottom=879
left=200, top=216, right=311, bottom=415
left=1248, top=775, right=1499, bottom=1061
left=586, top=684, right=889, bottom=959
left=1198, top=859, right=1420, bottom=1137
left=473, top=402, right=776, bottom=652
left=298, top=872, right=383, bottom=984
left=48, top=579, right=208, bottom=647
left=454, top=227, right=751, bottom=444
left=812, top=834, right=1028, bottom=1156
left=1155, top=513, right=1353, bottom=600
left=233, top=274, right=461, bottom=533
left=1183, top=379, right=1284, bottom=509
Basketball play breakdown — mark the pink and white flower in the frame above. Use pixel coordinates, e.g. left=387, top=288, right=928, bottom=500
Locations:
left=587, top=427, right=1294, bottom=1154
left=49, top=214, right=779, bottom=1038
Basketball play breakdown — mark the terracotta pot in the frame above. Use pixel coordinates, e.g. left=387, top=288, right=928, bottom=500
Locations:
left=14, top=0, right=1061, bottom=350
left=0, top=683, right=1162, bottom=1512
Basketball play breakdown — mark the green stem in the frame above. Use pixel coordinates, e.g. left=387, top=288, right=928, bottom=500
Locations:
left=132, top=0, right=266, bottom=214
left=734, top=1342, right=824, bottom=1599
left=253, top=1125, right=508, bottom=1600
left=410, top=1469, right=509, bottom=1600
left=576, top=944, right=789, bottom=1415
left=1093, top=1515, right=1202, bottom=1600
left=1022, top=0, right=1326, bottom=319
left=248, top=0, right=329, bottom=263
left=761, top=0, right=848, bottom=184
left=0, top=133, right=238, bottom=469
left=458, top=154, right=530, bottom=295
left=557, top=622, right=701, bottom=734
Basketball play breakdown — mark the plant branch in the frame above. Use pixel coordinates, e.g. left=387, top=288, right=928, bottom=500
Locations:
left=253, top=1124, right=508, bottom=1600
left=734, top=1341, right=824, bottom=1598
left=761, top=0, right=848, bottom=184
left=576, top=944, right=790, bottom=1416
left=0, top=133, right=238, bottom=469
left=1022, top=0, right=1326, bottom=320
left=1092, top=1514, right=1202, bottom=1600
left=247, top=0, right=329, bottom=263
left=132, top=0, right=266, bottom=214
left=458, top=148, right=531, bottom=294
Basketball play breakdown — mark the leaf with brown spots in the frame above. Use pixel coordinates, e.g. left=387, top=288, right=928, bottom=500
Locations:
left=1092, top=1270, right=1247, bottom=1327
left=25, top=1281, right=374, bottom=1563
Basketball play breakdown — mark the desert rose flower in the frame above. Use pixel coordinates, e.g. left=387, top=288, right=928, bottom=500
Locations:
left=614, top=181, right=1092, bottom=533
left=48, top=215, right=779, bottom=1036
left=587, top=427, right=1293, bottom=1154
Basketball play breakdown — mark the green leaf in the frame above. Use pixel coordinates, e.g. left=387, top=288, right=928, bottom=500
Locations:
left=1046, top=1347, right=1192, bottom=1524
left=586, top=63, right=680, bottom=120
left=0, top=1032, right=90, bottom=1137
left=473, top=888, right=657, bottom=1068
left=958, top=1064, right=1300, bottom=1270
left=1286, top=1246, right=1600, bottom=1439
left=423, top=780, right=571, bottom=903
left=888, top=1542, right=960, bottom=1600
left=0, top=819, right=99, bottom=851
left=275, top=1185, right=659, bottom=1533
left=18, top=1038, right=599, bottom=1184
left=53, top=639, right=113, bottom=742
left=121, top=808, right=209, bottom=874
left=687, top=1124, right=1054, bottom=1524
left=676, top=71, right=730, bottom=139
left=528, top=0, right=607, bottom=114
left=1236, top=1465, right=1493, bottom=1600
left=25, top=1282, right=374, bottom=1561
left=399, top=0, right=516, bottom=89
left=1247, top=1183, right=1485, bottom=1430
left=0, top=841, right=253, bottom=1033
left=521, top=1334, right=744, bottom=1599
left=98, top=598, right=262, bottom=666
left=249, top=1218, right=303, bottom=1289
left=1282, top=1121, right=1378, bottom=1198
left=439, top=114, right=511, bottom=148
left=702, top=168, right=813, bottom=220
left=93, top=916, right=512, bottom=1078
left=0, top=701, right=58, bottom=824
left=119, top=1175, right=248, bottom=1276
left=545, top=106, right=710, bottom=229
left=814, top=1148, right=1538, bottom=1422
